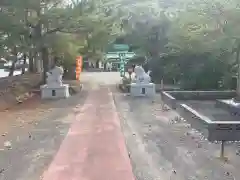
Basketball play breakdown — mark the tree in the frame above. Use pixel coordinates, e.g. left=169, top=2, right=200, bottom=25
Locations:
left=115, top=0, right=240, bottom=90
left=0, top=0, right=122, bottom=82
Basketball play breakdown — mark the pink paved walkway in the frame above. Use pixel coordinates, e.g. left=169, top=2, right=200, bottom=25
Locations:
left=41, top=87, right=135, bottom=180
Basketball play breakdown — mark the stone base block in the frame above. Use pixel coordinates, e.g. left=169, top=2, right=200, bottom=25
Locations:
left=216, top=99, right=240, bottom=115
left=130, top=83, right=155, bottom=97
left=40, top=84, right=70, bottom=99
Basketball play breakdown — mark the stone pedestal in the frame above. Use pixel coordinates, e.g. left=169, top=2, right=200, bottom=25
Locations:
left=130, top=83, right=155, bottom=97
left=40, top=84, right=70, bottom=99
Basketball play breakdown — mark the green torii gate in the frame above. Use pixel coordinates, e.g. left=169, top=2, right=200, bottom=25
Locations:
left=105, top=44, right=136, bottom=77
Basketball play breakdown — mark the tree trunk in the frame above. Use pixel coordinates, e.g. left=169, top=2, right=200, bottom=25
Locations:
left=8, top=47, right=18, bottom=76
left=42, top=46, right=49, bottom=84
left=236, top=46, right=240, bottom=98
left=28, top=51, right=34, bottom=72
left=21, top=53, right=27, bottom=74
left=8, top=60, right=17, bottom=76
left=35, top=4, right=47, bottom=83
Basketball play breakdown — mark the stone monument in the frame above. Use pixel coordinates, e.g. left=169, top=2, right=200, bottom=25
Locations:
left=40, top=65, right=70, bottom=99
left=130, top=65, right=155, bottom=97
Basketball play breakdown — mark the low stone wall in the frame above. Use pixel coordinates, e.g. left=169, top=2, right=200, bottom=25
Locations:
left=178, top=103, right=240, bottom=141
left=216, top=99, right=240, bottom=115
left=0, top=73, right=42, bottom=111
left=161, top=90, right=240, bottom=141
left=155, top=84, right=180, bottom=92
left=161, top=91, right=177, bottom=109
left=166, top=90, right=236, bottom=100
left=178, top=103, right=210, bottom=138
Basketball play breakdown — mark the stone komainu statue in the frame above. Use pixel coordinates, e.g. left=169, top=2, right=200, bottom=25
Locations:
left=46, top=66, right=64, bottom=87
left=133, top=65, right=151, bottom=84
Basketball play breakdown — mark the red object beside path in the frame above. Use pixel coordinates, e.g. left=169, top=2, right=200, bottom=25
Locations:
left=76, top=56, right=82, bottom=80
left=41, top=87, right=135, bottom=180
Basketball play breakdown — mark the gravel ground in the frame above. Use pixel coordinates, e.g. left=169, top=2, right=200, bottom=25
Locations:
left=0, top=72, right=120, bottom=180
left=5, top=71, right=240, bottom=180
left=0, top=90, right=88, bottom=180
left=113, top=92, right=240, bottom=180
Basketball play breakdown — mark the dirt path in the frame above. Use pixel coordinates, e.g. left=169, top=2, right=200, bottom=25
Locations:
left=113, top=91, right=240, bottom=180
left=41, top=86, right=134, bottom=180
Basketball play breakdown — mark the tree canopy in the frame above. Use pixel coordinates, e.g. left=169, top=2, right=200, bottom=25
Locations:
left=0, top=0, right=122, bottom=79
left=116, top=0, right=240, bottom=91
left=1, top=0, right=240, bottom=92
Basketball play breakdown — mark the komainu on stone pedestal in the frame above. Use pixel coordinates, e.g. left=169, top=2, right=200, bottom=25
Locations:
left=130, top=65, right=155, bottom=97
left=132, top=65, right=151, bottom=84
left=41, top=66, right=70, bottom=99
